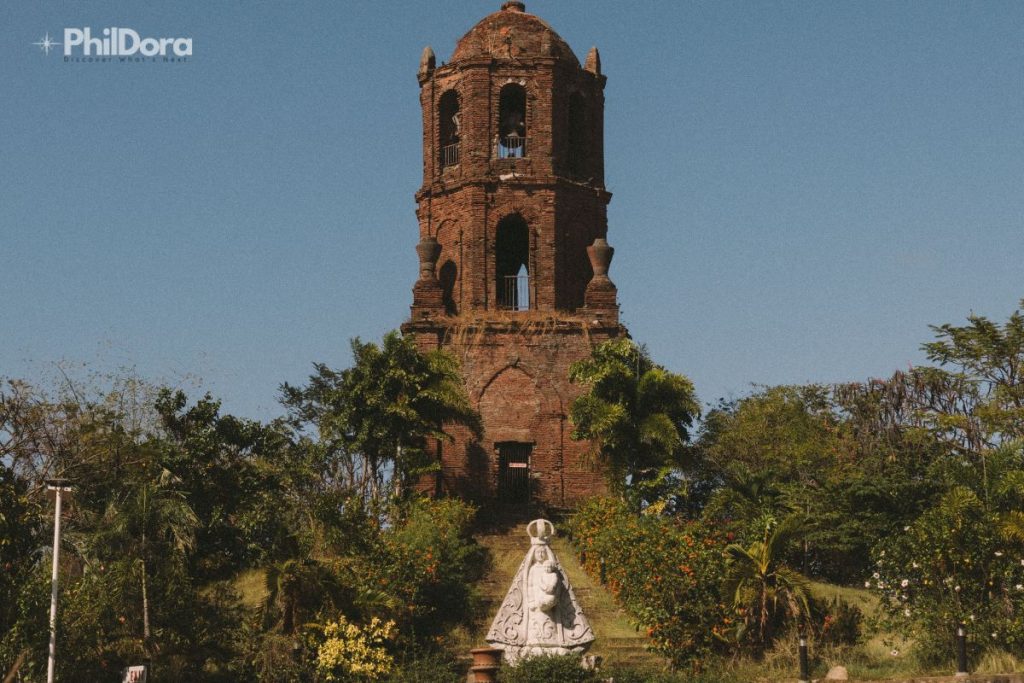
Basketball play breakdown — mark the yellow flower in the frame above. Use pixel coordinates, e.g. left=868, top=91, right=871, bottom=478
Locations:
left=317, top=616, right=397, bottom=682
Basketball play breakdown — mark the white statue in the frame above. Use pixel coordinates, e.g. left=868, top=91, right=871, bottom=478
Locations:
left=486, top=519, right=595, bottom=664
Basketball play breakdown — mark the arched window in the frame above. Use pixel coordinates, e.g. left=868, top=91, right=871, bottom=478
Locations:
left=438, top=90, right=460, bottom=168
left=498, top=84, right=527, bottom=159
left=495, top=214, right=530, bottom=310
left=439, top=260, right=457, bottom=315
left=567, top=92, right=587, bottom=177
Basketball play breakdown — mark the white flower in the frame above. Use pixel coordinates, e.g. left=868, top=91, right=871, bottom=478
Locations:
left=873, top=572, right=880, bottom=579
left=890, top=649, right=900, bottom=657
left=970, top=614, right=975, bottom=622
left=865, top=581, right=872, bottom=588
left=904, top=526, right=911, bottom=531
left=880, top=550, right=886, bottom=557
left=992, top=632, right=998, bottom=638
left=901, top=579, right=909, bottom=588
left=1015, top=584, right=1023, bottom=591
left=995, top=551, right=1004, bottom=557
left=955, top=585, right=961, bottom=592
left=912, top=562, right=920, bottom=569
left=904, top=608, right=911, bottom=617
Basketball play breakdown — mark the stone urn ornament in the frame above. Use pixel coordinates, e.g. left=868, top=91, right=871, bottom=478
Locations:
left=486, top=519, right=595, bottom=664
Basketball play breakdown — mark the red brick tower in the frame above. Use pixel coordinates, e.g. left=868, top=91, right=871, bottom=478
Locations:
left=402, top=1, right=626, bottom=509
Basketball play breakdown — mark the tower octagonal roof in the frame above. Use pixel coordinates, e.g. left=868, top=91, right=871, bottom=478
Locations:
left=451, top=2, right=579, bottom=65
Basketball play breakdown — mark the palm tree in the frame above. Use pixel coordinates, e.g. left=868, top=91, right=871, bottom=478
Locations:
left=261, top=558, right=361, bottom=635
left=722, top=515, right=811, bottom=647
left=281, top=332, right=481, bottom=506
left=97, top=467, right=198, bottom=651
left=1003, top=510, right=1024, bottom=542
left=569, top=338, right=699, bottom=506
left=703, top=465, right=783, bottom=526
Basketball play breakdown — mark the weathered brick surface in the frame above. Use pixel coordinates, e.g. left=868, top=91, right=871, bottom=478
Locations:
left=406, top=318, right=621, bottom=507
left=402, top=3, right=624, bottom=508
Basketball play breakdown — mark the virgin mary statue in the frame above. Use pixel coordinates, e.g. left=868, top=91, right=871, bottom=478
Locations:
left=485, top=519, right=595, bottom=664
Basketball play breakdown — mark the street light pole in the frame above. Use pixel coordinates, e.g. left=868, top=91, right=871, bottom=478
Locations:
left=798, top=624, right=810, bottom=683
left=956, top=622, right=969, bottom=677
left=46, top=479, right=73, bottom=683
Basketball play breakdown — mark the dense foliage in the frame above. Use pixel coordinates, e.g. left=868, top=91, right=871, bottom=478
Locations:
left=567, top=498, right=730, bottom=667
left=280, top=331, right=481, bottom=507
left=569, top=338, right=700, bottom=509
left=871, top=441, right=1024, bottom=661
left=0, top=334, right=481, bottom=682
left=2, top=298, right=1023, bottom=678
left=564, top=300, right=1024, bottom=670
left=496, top=654, right=595, bottom=683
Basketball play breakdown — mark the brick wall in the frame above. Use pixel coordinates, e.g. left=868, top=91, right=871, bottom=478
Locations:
left=405, top=317, right=624, bottom=508
left=403, top=4, right=622, bottom=509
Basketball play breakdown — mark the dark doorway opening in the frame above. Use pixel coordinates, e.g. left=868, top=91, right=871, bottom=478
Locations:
left=497, top=442, right=532, bottom=503
left=439, top=260, right=457, bottom=315
left=438, top=90, right=461, bottom=167
left=495, top=214, right=530, bottom=310
left=498, top=84, right=527, bottom=158
left=567, top=91, right=587, bottom=178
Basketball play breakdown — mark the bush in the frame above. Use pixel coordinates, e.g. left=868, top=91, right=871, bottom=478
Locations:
left=815, top=596, right=863, bottom=646
left=497, top=654, right=594, bottom=683
left=871, top=484, right=1024, bottom=662
left=362, top=497, right=484, bottom=642
left=386, top=652, right=461, bottom=682
left=567, top=498, right=730, bottom=667
left=598, top=664, right=680, bottom=683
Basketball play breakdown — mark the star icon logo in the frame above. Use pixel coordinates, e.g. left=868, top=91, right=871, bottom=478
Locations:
left=33, top=32, right=61, bottom=56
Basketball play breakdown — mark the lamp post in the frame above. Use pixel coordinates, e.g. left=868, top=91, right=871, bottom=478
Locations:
left=955, top=622, right=969, bottom=677
left=798, top=624, right=810, bottom=683
left=45, top=479, right=73, bottom=683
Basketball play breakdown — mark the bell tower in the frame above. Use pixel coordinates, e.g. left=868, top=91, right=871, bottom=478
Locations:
left=402, top=1, right=625, bottom=509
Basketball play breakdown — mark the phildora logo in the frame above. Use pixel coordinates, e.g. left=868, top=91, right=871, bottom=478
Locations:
left=34, top=27, right=192, bottom=62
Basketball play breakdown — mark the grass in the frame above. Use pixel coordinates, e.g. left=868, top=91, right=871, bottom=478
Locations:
left=808, top=580, right=880, bottom=617
left=804, top=579, right=943, bottom=680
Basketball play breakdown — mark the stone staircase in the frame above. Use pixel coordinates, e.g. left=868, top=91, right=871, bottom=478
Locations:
left=471, top=516, right=664, bottom=670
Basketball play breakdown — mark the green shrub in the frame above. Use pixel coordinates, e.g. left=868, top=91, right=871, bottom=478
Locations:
left=598, top=664, right=680, bottom=683
left=871, top=483, right=1024, bottom=662
left=362, top=497, right=484, bottom=641
left=387, top=652, right=461, bottom=682
left=497, top=655, right=594, bottom=683
left=815, top=596, right=863, bottom=646
left=567, top=498, right=730, bottom=667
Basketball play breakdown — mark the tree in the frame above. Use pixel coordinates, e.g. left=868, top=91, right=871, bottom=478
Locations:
left=281, top=331, right=480, bottom=507
left=699, top=385, right=836, bottom=482
left=568, top=338, right=699, bottom=507
left=153, top=389, right=303, bottom=579
left=923, top=300, right=1024, bottom=445
left=722, top=516, right=811, bottom=648
left=871, top=443, right=1024, bottom=661
left=0, top=464, right=45, bottom=682
left=94, top=466, right=199, bottom=652
left=262, top=559, right=355, bottom=635
left=698, top=386, right=836, bottom=538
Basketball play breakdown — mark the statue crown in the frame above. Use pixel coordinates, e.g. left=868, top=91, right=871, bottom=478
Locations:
left=527, top=518, right=555, bottom=545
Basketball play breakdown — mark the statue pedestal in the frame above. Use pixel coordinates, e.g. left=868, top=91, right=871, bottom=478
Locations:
left=469, top=647, right=503, bottom=682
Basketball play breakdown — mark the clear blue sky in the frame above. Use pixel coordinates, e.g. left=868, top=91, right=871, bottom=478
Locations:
left=3, top=1, right=1022, bottom=419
